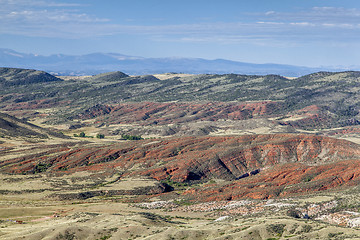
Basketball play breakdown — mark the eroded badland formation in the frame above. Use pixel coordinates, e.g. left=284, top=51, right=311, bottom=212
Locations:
left=1, top=68, right=360, bottom=239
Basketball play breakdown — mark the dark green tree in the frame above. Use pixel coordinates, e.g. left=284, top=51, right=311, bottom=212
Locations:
left=96, top=133, right=105, bottom=139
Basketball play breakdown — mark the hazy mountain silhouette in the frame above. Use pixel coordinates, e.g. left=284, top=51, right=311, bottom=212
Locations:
left=0, top=48, right=340, bottom=76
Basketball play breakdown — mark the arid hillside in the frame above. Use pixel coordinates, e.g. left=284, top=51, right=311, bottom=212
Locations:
left=0, top=112, right=67, bottom=139
left=2, top=68, right=360, bottom=239
left=1, top=134, right=359, bottom=201
left=77, top=101, right=282, bottom=124
left=1, top=68, right=360, bottom=130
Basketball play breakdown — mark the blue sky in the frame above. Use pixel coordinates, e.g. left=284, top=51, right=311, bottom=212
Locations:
left=1, top=0, right=360, bottom=68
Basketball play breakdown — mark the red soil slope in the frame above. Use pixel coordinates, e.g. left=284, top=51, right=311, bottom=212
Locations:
left=77, top=101, right=283, bottom=125
left=2, top=134, right=360, bottom=200
left=184, top=159, right=360, bottom=201
left=77, top=102, right=349, bottom=131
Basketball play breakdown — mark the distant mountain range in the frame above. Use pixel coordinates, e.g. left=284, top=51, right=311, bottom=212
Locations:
left=0, top=48, right=351, bottom=77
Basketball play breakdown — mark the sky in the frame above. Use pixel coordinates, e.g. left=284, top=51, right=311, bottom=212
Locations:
left=1, top=0, right=360, bottom=68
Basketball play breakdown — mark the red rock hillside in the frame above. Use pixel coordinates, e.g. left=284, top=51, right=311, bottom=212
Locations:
left=77, top=101, right=283, bottom=125
left=2, top=134, right=360, bottom=200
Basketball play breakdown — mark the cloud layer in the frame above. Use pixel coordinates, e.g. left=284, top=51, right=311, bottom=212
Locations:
left=1, top=1, right=359, bottom=47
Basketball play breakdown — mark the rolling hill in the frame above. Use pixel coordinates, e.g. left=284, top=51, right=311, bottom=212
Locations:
left=0, top=111, right=67, bottom=140
left=1, top=68, right=360, bottom=131
left=2, top=67, right=360, bottom=239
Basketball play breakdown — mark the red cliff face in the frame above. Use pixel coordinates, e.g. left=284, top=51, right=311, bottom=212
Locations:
left=2, top=134, right=360, bottom=200
left=184, top=159, right=360, bottom=201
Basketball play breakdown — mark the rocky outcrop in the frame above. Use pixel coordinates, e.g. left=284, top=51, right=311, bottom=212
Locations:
left=184, top=159, right=360, bottom=201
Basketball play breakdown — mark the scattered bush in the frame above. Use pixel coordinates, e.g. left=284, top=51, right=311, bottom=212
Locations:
left=328, top=232, right=344, bottom=238
left=96, top=133, right=105, bottom=139
left=73, top=132, right=93, bottom=138
left=286, top=209, right=302, bottom=218
left=266, top=224, right=285, bottom=237
left=121, top=134, right=143, bottom=140
left=74, top=132, right=85, bottom=137
left=302, top=225, right=312, bottom=233
left=34, top=162, right=52, bottom=174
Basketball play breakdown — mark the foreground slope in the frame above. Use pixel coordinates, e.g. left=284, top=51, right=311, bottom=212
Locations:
left=1, top=133, right=360, bottom=239
left=1, top=134, right=360, bottom=201
left=2, top=201, right=360, bottom=240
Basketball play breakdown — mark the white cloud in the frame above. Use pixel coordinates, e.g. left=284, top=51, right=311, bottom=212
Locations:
left=289, top=22, right=315, bottom=27
left=256, top=21, right=285, bottom=25
left=264, top=6, right=360, bottom=24
left=1, top=1, right=360, bottom=47
left=0, top=0, right=106, bottom=24
left=0, top=0, right=82, bottom=7
left=312, top=6, right=360, bottom=16
left=0, top=0, right=110, bottom=37
left=265, top=11, right=276, bottom=15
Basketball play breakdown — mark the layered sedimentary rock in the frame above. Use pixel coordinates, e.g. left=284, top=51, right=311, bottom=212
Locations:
left=2, top=134, right=360, bottom=200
